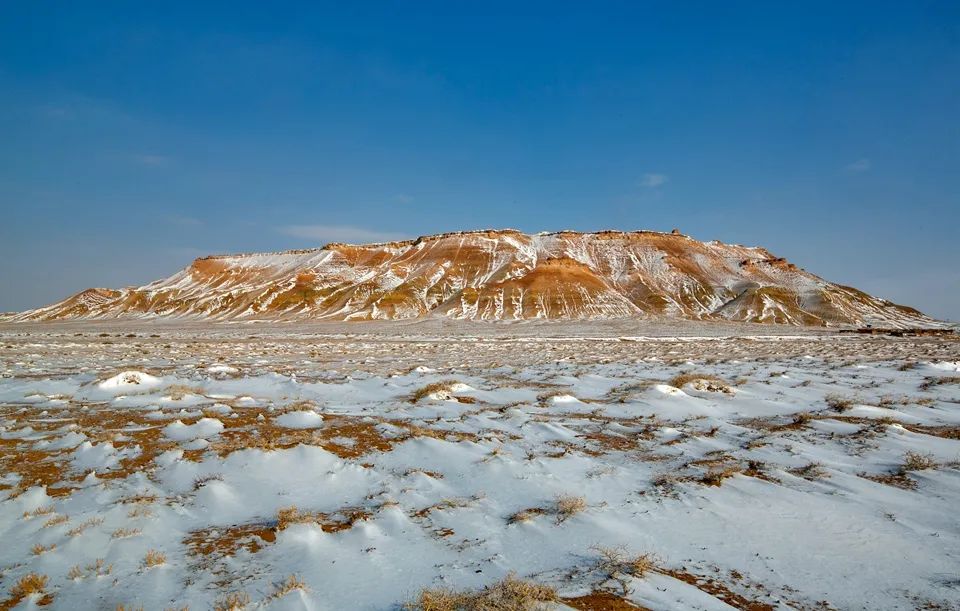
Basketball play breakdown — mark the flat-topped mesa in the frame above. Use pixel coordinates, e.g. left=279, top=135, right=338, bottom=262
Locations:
left=3, top=228, right=940, bottom=327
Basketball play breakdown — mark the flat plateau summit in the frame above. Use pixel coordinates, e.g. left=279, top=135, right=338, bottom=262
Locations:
left=5, top=229, right=936, bottom=326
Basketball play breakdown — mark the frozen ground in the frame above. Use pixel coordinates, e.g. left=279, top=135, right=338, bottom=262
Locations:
left=0, top=322, right=959, bottom=610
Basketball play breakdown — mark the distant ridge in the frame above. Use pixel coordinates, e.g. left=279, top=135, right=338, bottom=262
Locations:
left=2, top=229, right=939, bottom=327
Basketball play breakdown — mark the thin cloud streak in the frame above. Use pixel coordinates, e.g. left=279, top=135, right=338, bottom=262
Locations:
left=640, top=173, right=669, bottom=187
left=845, top=158, right=871, bottom=173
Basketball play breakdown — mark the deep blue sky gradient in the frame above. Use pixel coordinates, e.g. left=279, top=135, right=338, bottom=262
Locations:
left=1, top=2, right=958, bottom=318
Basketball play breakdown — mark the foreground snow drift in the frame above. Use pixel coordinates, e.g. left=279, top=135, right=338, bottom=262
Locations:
left=0, top=328, right=959, bottom=610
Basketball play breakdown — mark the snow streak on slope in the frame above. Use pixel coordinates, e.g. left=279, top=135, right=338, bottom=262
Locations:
left=5, top=229, right=937, bottom=326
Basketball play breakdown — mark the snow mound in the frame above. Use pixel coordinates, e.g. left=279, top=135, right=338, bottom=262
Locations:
left=163, top=418, right=224, bottom=441
left=275, top=411, right=324, bottom=429
left=689, top=379, right=734, bottom=394
left=97, top=370, right=162, bottom=390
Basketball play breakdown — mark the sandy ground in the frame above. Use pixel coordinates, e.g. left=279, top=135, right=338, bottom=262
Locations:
left=1, top=321, right=959, bottom=610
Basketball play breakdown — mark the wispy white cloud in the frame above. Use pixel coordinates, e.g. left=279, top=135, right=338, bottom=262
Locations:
left=278, top=224, right=407, bottom=245
left=134, top=154, right=171, bottom=167
left=640, top=173, right=669, bottom=188
left=844, top=158, right=871, bottom=173
left=394, top=194, right=414, bottom=204
left=167, top=215, right=203, bottom=228
left=39, top=104, right=74, bottom=119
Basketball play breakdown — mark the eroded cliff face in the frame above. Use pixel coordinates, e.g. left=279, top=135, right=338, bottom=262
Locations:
left=5, top=229, right=934, bottom=326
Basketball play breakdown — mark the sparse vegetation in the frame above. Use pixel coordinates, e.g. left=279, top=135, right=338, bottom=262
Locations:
left=163, top=384, right=205, bottom=400
left=825, top=394, right=854, bottom=411
left=668, top=373, right=732, bottom=393
left=902, top=451, right=938, bottom=472
left=920, top=376, right=960, bottom=390
left=9, top=572, right=48, bottom=601
left=411, top=380, right=461, bottom=403
left=591, top=546, right=658, bottom=595
left=214, top=591, right=251, bottom=611
left=112, top=527, right=142, bottom=539
left=789, top=463, right=828, bottom=480
left=276, top=506, right=318, bottom=530
left=405, top=573, right=557, bottom=611
left=192, top=473, right=224, bottom=490
left=67, top=517, right=104, bottom=537
left=87, top=558, right=113, bottom=577
left=143, top=549, right=166, bottom=568
left=507, top=507, right=546, bottom=524
left=42, top=514, right=69, bottom=528
left=554, top=494, right=587, bottom=523
left=31, top=543, right=55, bottom=555
left=22, top=506, right=54, bottom=519
left=700, top=466, right=742, bottom=487
left=605, top=381, right=656, bottom=402
left=267, top=574, right=308, bottom=600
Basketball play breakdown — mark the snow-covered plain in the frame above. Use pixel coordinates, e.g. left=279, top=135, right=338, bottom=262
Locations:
left=1, top=322, right=959, bottom=610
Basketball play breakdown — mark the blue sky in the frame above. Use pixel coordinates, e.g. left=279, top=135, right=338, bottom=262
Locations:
left=1, top=2, right=958, bottom=319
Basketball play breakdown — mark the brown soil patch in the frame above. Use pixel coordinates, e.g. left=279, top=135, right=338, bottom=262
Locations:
left=660, top=568, right=774, bottom=611
left=564, top=592, right=649, bottom=610
left=183, top=522, right=277, bottom=559
left=860, top=472, right=917, bottom=490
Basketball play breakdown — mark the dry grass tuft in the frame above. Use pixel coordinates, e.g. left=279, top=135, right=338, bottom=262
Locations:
left=825, top=394, right=854, bottom=411
left=163, top=384, right=205, bottom=400
left=192, top=473, right=224, bottom=491
left=31, top=543, right=56, bottom=556
left=668, top=373, right=732, bottom=393
left=789, top=463, right=828, bottom=480
left=67, top=565, right=85, bottom=580
left=67, top=517, right=104, bottom=537
left=214, top=591, right=251, bottom=611
left=9, top=572, right=48, bottom=599
left=143, top=549, right=166, bottom=568
left=267, top=574, right=308, bottom=600
left=276, top=506, right=317, bottom=530
left=920, top=376, right=960, bottom=391
left=536, top=390, right=576, bottom=405
left=628, top=554, right=656, bottom=578
left=405, top=573, right=557, bottom=611
left=507, top=507, right=547, bottom=524
left=127, top=505, right=154, bottom=518
left=112, top=527, right=142, bottom=539
left=87, top=558, right=113, bottom=577
left=411, top=380, right=460, bottom=403
left=700, top=466, right=742, bottom=487
left=22, top=506, right=55, bottom=519
left=591, top=546, right=658, bottom=596
left=554, top=494, right=587, bottom=523
left=902, top=451, right=938, bottom=472
left=605, top=381, right=657, bottom=403
left=42, top=514, right=69, bottom=528
left=405, top=587, right=465, bottom=611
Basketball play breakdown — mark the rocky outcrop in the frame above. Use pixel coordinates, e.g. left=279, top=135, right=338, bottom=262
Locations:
left=3, top=229, right=937, bottom=327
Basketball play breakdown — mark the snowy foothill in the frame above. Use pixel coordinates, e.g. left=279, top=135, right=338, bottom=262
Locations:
left=0, top=324, right=959, bottom=610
